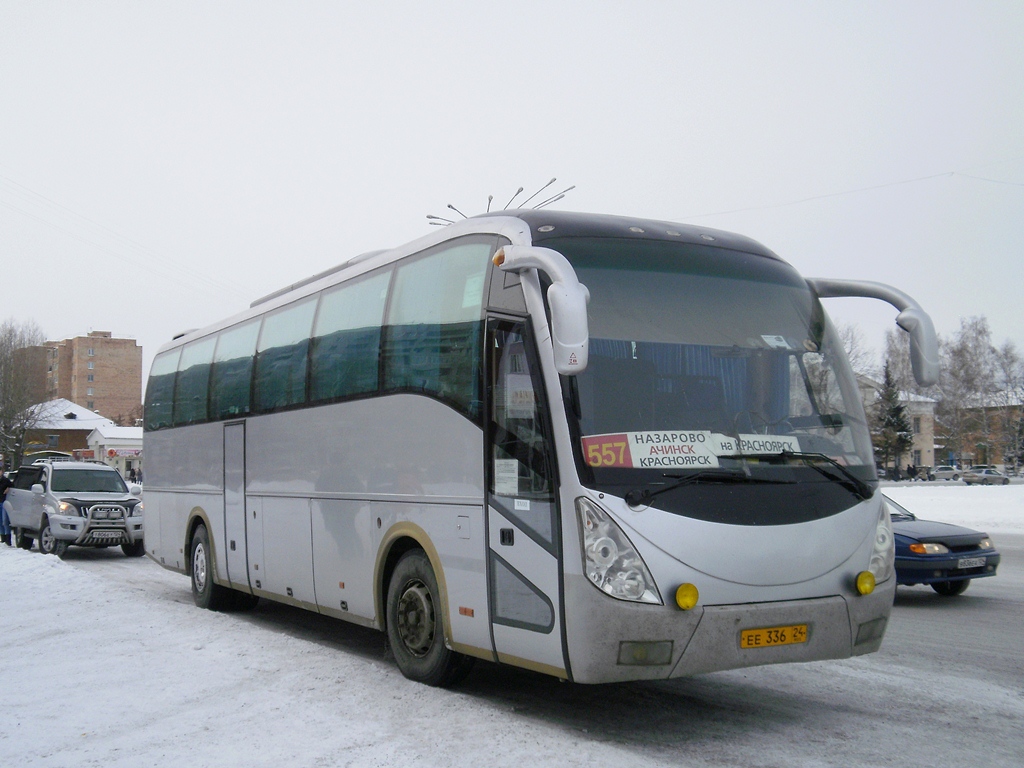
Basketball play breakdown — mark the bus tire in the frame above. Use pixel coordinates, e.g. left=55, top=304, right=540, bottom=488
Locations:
left=386, top=550, right=473, bottom=687
left=39, top=518, right=69, bottom=559
left=189, top=524, right=232, bottom=611
left=121, top=539, right=147, bottom=558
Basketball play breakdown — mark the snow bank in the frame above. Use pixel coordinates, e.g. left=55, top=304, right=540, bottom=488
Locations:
left=882, top=483, right=1024, bottom=535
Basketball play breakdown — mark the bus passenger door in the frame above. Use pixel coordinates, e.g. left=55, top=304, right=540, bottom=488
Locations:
left=486, top=319, right=567, bottom=678
left=223, top=422, right=251, bottom=592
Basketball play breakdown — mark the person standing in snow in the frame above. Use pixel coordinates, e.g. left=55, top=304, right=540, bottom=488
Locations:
left=0, top=461, right=13, bottom=546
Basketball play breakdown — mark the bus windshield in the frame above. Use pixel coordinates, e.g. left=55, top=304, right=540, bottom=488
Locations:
left=548, top=236, right=876, bottom=524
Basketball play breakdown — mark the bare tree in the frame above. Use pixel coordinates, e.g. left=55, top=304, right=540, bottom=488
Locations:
left=991, top=341, right=1023, bottom=472
left=0, top=317, right=47, bottom=468
left=836, top=322, right=876, bottom=379
left=936, top=316, right=996, bottom=466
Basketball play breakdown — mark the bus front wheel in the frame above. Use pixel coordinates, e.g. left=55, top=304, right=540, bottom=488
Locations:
left=386, top=550, right=473, bottom=687
left=189, top=524, right=233, bottom=610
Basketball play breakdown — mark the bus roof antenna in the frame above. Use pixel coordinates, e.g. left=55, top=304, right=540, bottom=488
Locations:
left=534, top=185, right=575, bottom=209
left=503, top=187, right=524, bottom=210
left=486, top=194, right=493, bottom=213
left=520, top=178, right=557, bottom=208
left=426, top=214, right=454, bottom=225
left=447, top=203, right=468, bottom=219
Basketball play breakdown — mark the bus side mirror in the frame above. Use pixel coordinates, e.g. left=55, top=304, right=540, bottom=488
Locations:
left=807, top=278, right=940, bottom=388
left=494, top=245, right=590, bottom=375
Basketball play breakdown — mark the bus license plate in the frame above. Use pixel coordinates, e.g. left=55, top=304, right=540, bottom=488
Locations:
left=957, top=557, right=985, bottom=569
left=740, top=624, right=808, bottom=649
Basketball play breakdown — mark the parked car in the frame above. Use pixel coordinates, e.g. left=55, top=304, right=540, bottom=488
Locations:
left=963, top=468, right=1010, bottom=486
left=3, top=460, right=144, bottom=558
left=886, top=494, right=1000, bottom=595
left=928, top=465, right=960, bottom=481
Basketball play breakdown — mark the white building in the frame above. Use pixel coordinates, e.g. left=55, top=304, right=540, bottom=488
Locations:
left=84, top=424, right=144, bottom=480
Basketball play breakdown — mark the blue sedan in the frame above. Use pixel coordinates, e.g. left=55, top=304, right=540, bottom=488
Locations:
left=886, top=495, right=1000, bottom=596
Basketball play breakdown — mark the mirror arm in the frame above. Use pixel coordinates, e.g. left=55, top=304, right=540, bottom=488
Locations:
left=494, top=245, right=590, bottom=375
left=807, top=278, right=940, bottom=387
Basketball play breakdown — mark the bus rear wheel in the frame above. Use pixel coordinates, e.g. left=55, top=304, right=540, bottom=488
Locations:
left=386, top=550, right=473, bottom=687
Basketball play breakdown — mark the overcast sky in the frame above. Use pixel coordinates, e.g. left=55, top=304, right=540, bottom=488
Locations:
left=2, top=1, right=1022, bottom=384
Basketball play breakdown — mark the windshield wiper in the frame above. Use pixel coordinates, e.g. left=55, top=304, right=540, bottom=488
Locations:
left=624, top=468, right=795, bottom=507
left=718, top=450, right=873, bottom=501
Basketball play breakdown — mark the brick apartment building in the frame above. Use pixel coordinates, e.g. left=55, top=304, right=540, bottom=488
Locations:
left=17, top=331, right=143, bottom=423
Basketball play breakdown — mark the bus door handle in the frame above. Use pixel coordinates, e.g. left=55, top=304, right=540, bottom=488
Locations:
left=500, top=528, right=514, bottom=546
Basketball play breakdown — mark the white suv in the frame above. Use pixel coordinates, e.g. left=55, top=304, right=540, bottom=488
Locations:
left=4, top=461, right=144, bottom=558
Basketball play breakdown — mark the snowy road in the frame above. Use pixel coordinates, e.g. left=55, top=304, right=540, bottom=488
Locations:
left=2, top=486, right=1022, bottom=767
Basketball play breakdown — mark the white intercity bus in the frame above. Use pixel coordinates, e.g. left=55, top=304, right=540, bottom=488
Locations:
left=143, top=210, right=938, bottom=686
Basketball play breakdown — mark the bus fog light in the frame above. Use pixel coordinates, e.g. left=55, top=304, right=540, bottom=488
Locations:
left=675, top=583, right=699, bottom=610
left=855, top=617, right=886, bottom=645
left=577, top=497, right=662, bottom=605
left=617, top=640, right=673, bottom=666
left=856, top=570, right=875, bottom=595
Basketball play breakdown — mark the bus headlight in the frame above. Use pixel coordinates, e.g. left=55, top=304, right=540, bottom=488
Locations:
left=869, top=503, right=894, bottom=585
left=576, top=497, right=662, bottom=605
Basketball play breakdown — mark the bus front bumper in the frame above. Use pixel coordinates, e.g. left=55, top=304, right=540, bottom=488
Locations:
left=564, top=576, right=895, bottom=684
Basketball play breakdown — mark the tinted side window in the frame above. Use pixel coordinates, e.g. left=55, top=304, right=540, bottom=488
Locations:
left=383, top=239, right=492, bottom=420
left=173, top=336, right=216, bottom=426
left=13, top=466, right=43, bottom=490
left=310, top=270, right=390, bottom=402
left=254, top=297, right=317, bottom=412
left=210, top=320, right=261, bottom=420
left=144, top=349, right=181, bottom=431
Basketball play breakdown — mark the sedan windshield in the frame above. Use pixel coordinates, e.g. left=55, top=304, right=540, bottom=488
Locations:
left=549, top=236, right=876, bottom=525
left=50, top=469, right=128, bottom=494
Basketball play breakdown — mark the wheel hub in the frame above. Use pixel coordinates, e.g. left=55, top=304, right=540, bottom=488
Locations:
left=193, top=542, right=207, bottom=591
left=396, top=580, right=434, bottom=657
left=40, top=525, right=54, bottom=552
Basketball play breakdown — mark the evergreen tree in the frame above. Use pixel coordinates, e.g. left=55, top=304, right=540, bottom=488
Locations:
left=872, top=361, right=913, bottom=473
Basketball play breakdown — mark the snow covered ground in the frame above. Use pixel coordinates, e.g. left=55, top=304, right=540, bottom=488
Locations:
left=881, top=481, right=1024, bottom=535
left=1, top=485, right=1021, bottom=767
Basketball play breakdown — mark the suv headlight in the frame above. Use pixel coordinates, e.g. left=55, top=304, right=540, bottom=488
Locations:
left=57, top=501, right=80, bottom=516
left=131, top=502, right=144, bottom=517
left=870, top=503, right=895, bottom=583
left=576, top=497, right=662, bottom=604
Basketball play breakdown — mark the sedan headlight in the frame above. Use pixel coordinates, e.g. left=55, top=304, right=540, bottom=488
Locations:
left=869, top=503, right=894, bottom=583
left=979, top=537, right=993, bottom=550
left=57, top=501, right=80, bottom=516
left=576, top=497, right=661, bottom=604
left=909, top=542, right=949, bottom=554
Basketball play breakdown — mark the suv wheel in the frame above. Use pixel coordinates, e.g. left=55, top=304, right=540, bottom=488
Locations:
left=14, top=529, right=34, bottom=550
left=38, top=518, right=69, bottom=559
left=121, top=539, right=146, bottom=558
